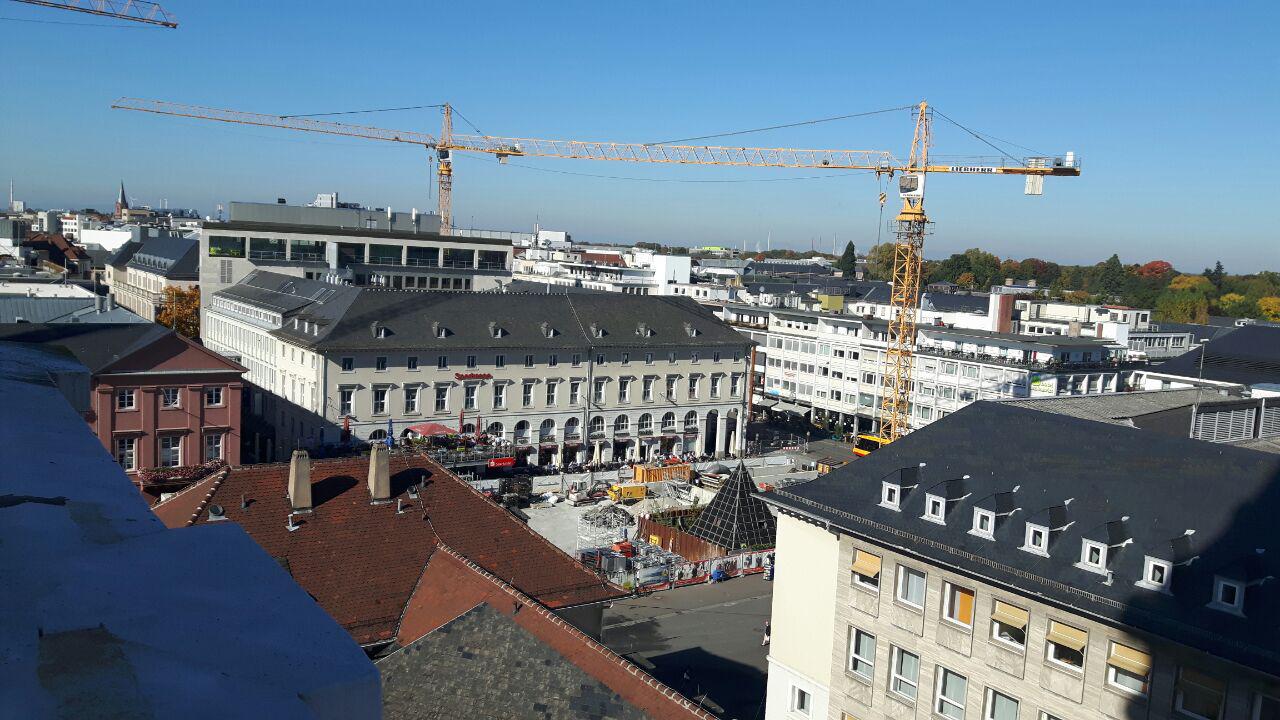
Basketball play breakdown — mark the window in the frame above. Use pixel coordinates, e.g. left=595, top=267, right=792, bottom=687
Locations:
left=1045, top=620, right=1087, bottom=670
left=375, top=356, right=388, bottom=372
left=524, top=354, right=535, bottom=368
left=341, top=356, right=354, bottom=372
left=493, top=383, right=506, bottom=409
left=434, top=385, right=448, bottom=412
left=372, top=387, right=388, bottom=415
left=569, top=381, right=581, bottom=405
left=1080, top=539, right=1108, bottom=572
left=589, top=416, right=605, bottom=436
left=203, top=433, right=223, bottom=461
left=847, top=627, right=875, bottom=679
left=688, top=376, right=699, bottom=400
left=895, top=565, right=926, bottom=609
left=593, top=379, right=606, bottom=403
left=1022, top=523, right=1049, bottom=556
left=437, top=355, right=447, bottom=369
left=464, top=384, right=477, bottom=410
left=731, top=374, right=741, bottom=397
left=984, top=689, right=1019, bottom=720
left=522, top=382, right=534, bottom=408
left=115, top=437, right=136, bottom=470
left=880, top=482, right=900, bottom=510
left=572, top=353, right=582, bottom=367
left=851, top=549, right=882, bottom=591
left=1253, top=695, right=1279, bottom=720
left=204, top=387, right=224, bottom=407
left=495, top=354, right=505, bottom=368
left=924, top=494, right=945, bottom=523
left=666, top=376, right=677, bottom=399
left=1106, top=642, right=1151, bottom=696
left=466, top=354, right=477, bottom=369
left=971, top=509, right=995, bottom=539
left=546, top=353, right=558, bottom=368
left=596, top=353, right=606, bottom=365
left=619, top=378, right=631, bottom=403
left=934, top=668, right=968, bottom=720
left=991, top=601, right=1028, bottom=649
left=643, top=377, right=654, bottom=402
left=668, top=351, right=676, bottom=364
left=404, top=386, right=419, bottom=414
left=546, top=381, right=558, bottom=406
left=943, top=583, right=976, bottom=628
left=1175, top=668, right=1225, bottom=720
left=1140, top=556, right=1171, bottom=591
left=621, top=352, right=630, bottom=365
left=710, top=375, right=721, bottom=399
left=340, top=388, right=354, bottom=416
left=791, top=687, right=811, bottom=715
left=1212, top=576, right=1243, bottom=613
left=116, top=389, right=136, bottom=410
left=691, top=351, right=699, bottom=363
left=161, top=387, right=180, bottom=408
left=889, top=646, right=920, bottom=701
left=645, top=352, right=654, bottom=364
left=159, top=435, right=181, bottom=467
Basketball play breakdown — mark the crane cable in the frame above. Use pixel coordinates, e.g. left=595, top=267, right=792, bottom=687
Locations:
left=932, top=108, right=1034, bottom=164
left=644, top=105, right=917, bottom=146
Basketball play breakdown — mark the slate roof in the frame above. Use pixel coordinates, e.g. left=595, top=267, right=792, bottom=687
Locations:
left=0, top=296, right=146, bottom=324
left=223, top=271, right=751, bottom=353
left=994, top=388, right=1213, bottom=425
left=921, top=291, right=990, bottom=314
left=688, top=462, right=776, bottom=550
left=126, top=235, right=199, bottom=279
left=104, top=240, right=143, bottom=269
left=1148, top=321, right=1225, bottom=344
left=765, top=401, right=1280, bottom=677
left=0, top=322, right=170, bottom=372
left=152, top=453, right=627, bottom=646
left=380, top=547, right=714, bottom=720
left=1145, top=324, right=1280, bottom=387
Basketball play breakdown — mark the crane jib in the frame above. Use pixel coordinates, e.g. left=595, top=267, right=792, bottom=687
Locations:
left=946, top=166, right=998, bottom=173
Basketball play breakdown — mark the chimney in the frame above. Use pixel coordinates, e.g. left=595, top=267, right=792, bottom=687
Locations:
left=107, top=294, right=115, bottom=311
left=95, top=294, right=105, bottom=313
left=368, top=443, right=391, bottom=502
left=1067, top=320, right=1082, bottom=338
left=288, top=450, right=312, bottom=511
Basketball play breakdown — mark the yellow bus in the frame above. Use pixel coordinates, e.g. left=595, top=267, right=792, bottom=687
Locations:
left=852, top=434, right=886, bottom=457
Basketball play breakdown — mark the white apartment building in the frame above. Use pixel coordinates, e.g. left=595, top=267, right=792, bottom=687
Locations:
left=204, top=271, right=753, bottom=463
left=761, top=401, right=1280, bottom=720
left=106, top=235, right=198, bottom=322
left=722, top=302, right=1134, bottom=436
left=512, top=246, right=692, bottom=296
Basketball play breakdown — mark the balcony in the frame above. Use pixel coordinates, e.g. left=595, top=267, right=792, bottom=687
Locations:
left=249, top=250, right=287, bottom=261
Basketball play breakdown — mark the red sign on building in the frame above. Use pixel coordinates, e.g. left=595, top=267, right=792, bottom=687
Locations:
left=454, top=372, right=494, bottom=381
left=487, top=457, right=516, bottom=469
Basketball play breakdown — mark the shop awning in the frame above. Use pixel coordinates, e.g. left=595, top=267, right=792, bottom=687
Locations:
left=754, top=398, right=778, bottom=409
left=773, top=401, right=809, bottom=416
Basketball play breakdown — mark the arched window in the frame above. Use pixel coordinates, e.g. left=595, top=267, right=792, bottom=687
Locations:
left=564, top=417, right=580, bottom=438
left=486, top=421, right=504, bottom=437
left=662, top=412, right=677, bottom=430
left=369, top=429, right=387, bottom=441
left=684, top=411, right=698, bottom=428
left=539, top=418, right=556, bottom=441
left=614, top=415, right=630, bottom=434
left=638, top=414, right=653, bottom=433
left=589, top=416, right=604, bottom=435
left=461, top=422, right=476, bottom=434
left=514, top=420, right=530, bottom=441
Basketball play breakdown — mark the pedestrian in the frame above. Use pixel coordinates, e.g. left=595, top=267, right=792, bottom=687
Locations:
left=761, top=620, right=771, bottom=646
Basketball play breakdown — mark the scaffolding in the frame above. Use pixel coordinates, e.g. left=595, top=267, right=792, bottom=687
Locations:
left=575, top=503, right=635, bottom=554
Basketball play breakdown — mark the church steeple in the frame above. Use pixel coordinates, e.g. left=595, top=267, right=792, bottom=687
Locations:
left=115, top=181, right=129, bottom=217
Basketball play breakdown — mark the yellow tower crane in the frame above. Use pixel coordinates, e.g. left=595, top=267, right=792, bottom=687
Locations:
left=11, top=0, right=177, bottom=27
left=111, top=97, right=1080, bottom=444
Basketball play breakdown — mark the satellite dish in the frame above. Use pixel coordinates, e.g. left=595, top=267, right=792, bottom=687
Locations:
left=209, top=504, right=225, bottom=519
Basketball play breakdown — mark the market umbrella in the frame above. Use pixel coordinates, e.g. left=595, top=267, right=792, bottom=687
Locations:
left=385, top=418, right=394, bottom=448
left=405, top=422, right=457, bottom=437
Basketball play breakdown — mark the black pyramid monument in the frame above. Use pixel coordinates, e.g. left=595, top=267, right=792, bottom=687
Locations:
left=688, top=462, right=777, bottom=549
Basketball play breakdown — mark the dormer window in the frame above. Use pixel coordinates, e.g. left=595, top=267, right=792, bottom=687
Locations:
left=376, top=326, right=389, bottom=339
left=1080, top=539, right=1108, bottom=573
left=880, top=482, right=900, bottom=511
left=684, top=322, right=699, bottom=338
left=1022, top=523, right=1049, bottom=556
left=590, top=323, right=604, bottom=339
left=923, top=494, right=945, bottom=524
left=970, top=508, right=995, bottom=540
left=1138, top=556, right=1172, bottom=591
left=540, top=321, right=555, bottom=338
left=1211, top=576, right=1244, bottom=614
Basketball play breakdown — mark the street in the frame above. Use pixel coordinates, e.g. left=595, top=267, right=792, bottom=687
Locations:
left=602, top=574, right=773, bottom=720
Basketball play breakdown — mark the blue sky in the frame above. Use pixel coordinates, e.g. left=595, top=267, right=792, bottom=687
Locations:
left=3, top=1, right=1277, bottom=271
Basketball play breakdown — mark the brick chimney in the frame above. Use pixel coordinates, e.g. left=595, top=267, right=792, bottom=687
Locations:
left=288, top=450, right=312, bottom=511
left=368, top=444, right=391, bottom=503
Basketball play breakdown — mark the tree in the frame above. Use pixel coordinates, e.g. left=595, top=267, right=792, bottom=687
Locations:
left=157, top=286, right=201, bottom=339
left=963, top=248, right=1002, bottom=288
left=1097, top=254, right=1126, bottom=297
left=1259, top=296, right=1280, bottom=322
left=1135, top=260, right=1174, bottom=278
left=1216, top=292, right=1255, bottom=318
left=864, top=243, right=897, bottom=281
left=1168, top=274, right=1214, bottom=293
left=835, top=241, right=858, bottom=275
left=956, top=272, right=977, bottom=288
left=1203, top=261, right=1226, bottom=290
left=1155, top=290, right=1209, bottom=324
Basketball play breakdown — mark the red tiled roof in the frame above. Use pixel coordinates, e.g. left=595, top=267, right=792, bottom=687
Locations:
left=153, top=453, right=625, bottom=645
left=394, top=545, right=717, bottom=720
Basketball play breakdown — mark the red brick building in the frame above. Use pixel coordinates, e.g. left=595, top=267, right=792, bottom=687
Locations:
left=0, top=324, right=246, bottom=476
